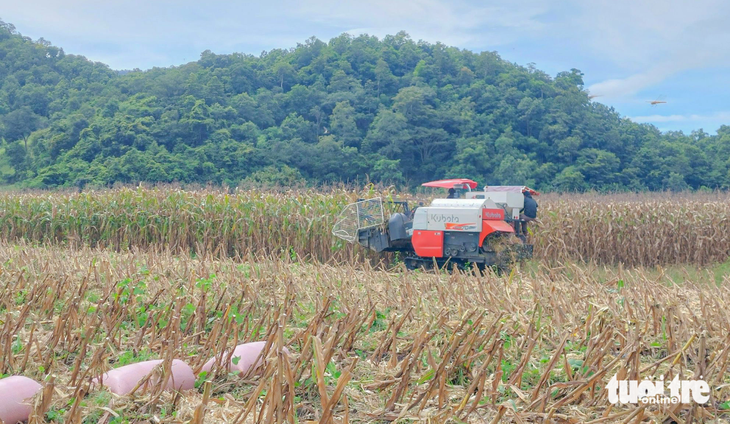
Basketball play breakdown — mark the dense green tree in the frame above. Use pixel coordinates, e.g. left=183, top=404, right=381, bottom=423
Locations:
left=329, top=101, right=360, bottom=147
left=576, top=148, right=620, bottom=186
left=553, top=166, right=587, bottom=192
left=371, top=158, right=405, bottom=185
left=374, top=58, right=396, bottom=96
left=0, top=18, right=728, bottom=191
left=2, top=106, right=43, bottom=151
left=361, top=108, right=409, bottom=156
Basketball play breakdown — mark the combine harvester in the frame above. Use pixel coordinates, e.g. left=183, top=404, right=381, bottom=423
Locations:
left=333, top=179, right=538, bottom=272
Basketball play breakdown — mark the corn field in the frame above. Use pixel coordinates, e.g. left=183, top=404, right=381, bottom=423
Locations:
left=535, top=191, right=730, bottom=266
left=1, top=187, right=730, bottom=267
left=1, top=243, right=729, bottom=423
left=0, top=187, right=364, bottom=263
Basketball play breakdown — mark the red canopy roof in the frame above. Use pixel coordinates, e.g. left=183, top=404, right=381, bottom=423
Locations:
left=421, top=179, right=479, bottom=189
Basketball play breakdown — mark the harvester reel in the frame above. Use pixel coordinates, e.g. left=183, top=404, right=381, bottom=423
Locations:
left=332, top=198, right=386, bottom=243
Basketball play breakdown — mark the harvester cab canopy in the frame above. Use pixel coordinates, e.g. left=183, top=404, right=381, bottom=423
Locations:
left=421, top=179, right=479, bottom=199
left=421, top=179, right=478, bottom=191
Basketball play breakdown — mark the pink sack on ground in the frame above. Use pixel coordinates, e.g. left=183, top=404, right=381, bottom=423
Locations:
left=97, top=359, right=195, bottom=395
left=0, top=376, right=42, bottom=424
left=200, top=341, right=289, bottom=376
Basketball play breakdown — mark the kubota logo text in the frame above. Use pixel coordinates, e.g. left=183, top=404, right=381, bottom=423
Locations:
left=607, top=374, right=710, bottom=405
left=430, top=214, right=459, bottom=223
left=482, top=208, right=504, bottom=219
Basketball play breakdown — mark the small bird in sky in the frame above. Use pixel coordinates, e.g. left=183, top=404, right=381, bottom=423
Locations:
left=647, top=95, right=667, bottom=106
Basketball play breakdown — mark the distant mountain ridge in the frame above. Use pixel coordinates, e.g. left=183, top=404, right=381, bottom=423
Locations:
left=1, top=18, right=728, bottom=191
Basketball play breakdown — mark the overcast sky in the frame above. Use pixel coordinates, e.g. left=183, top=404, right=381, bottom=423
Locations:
left=3, top=0, right=729, bottom=134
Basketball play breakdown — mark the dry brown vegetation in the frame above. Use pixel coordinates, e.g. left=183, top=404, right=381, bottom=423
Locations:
left=1, top=187, right=730, bottom=267
left=2, top=187, right=730, bottom=423
left=536, top=191, right=730, bottom=267
left=1, top=242, right=730, bottom=423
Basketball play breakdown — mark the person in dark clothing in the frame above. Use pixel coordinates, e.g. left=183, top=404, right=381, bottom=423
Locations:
left=447, top=188, right=457, bottom=198
left=522, top=191, right=538, bottom=219
left=518, top=191, right=538, bottom=239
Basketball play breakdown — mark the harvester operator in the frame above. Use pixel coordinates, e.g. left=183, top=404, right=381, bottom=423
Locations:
left=519, top=190, right=538, bottom=240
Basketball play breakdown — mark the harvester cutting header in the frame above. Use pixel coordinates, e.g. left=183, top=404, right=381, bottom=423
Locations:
left=333, top=179, right=538, bottom=271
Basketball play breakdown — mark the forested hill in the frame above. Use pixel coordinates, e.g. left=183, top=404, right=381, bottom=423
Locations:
left=1, top=19, right=729, bottom=191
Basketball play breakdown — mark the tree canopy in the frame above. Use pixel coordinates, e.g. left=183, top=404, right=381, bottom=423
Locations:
left=1, top=19, right=728, bottom=191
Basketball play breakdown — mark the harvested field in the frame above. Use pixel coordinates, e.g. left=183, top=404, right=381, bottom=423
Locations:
left=1, top=243, right=729, bottom=423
